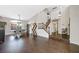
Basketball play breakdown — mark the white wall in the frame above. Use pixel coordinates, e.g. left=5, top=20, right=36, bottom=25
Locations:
left=70, top=6, right=79, bottom=45
left=60, top=6, right=70, bottom=35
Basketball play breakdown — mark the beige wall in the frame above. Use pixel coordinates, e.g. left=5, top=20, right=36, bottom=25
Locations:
left=70, top=6, right=79, bottom=45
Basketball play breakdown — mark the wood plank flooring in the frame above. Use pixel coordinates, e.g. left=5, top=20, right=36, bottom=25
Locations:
left=0, top=35, right=79, bottom=53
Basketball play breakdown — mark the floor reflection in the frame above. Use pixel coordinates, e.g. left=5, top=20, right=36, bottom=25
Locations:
left=0, top=35, right=79, bottom=53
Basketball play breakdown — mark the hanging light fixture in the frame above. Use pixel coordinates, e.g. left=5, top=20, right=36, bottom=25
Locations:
left=43, top=8, right=50, bottom=15
left=17, top=14, right=22, bottom=25
left=58, top=6, right=62, bottom=19
left=43, top=8, right=51, bottom=21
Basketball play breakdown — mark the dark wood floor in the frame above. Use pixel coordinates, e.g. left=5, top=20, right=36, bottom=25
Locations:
left=0, top=35, right=79, bottom=53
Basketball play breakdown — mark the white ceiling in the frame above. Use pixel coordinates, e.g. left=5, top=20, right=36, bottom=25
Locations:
left=0, top=5, right=55, bottom=20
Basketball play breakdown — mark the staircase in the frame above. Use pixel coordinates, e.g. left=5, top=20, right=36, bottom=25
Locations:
left=32, top=19, right=51, bottom=38
left=42, top=19, right=51, bottom=34
left=32, top=23, right=37, bottom=37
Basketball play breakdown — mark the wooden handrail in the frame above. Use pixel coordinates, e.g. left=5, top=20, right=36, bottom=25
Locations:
left=32, top=23, right=37, bottom=37
left=41, top=19, right=51, bottom=34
